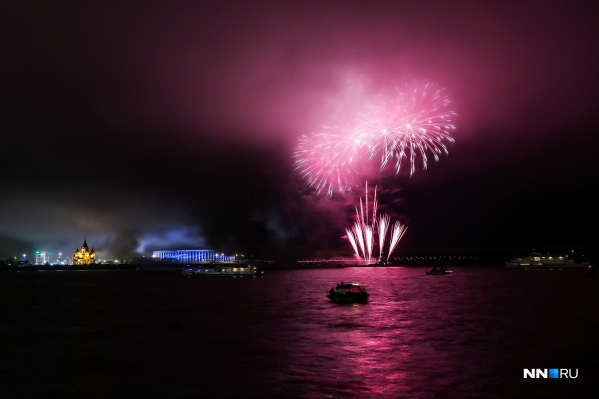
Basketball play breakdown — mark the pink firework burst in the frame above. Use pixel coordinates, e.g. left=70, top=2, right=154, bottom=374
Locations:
left=293, top=124, right=369, bottom=196
left=294, top=79, right=456, bottom=195
left=357, top=81, right=456, bottom=176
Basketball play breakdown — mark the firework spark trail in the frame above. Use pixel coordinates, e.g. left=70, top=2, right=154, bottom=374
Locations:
left=378, top=214, right=389, bottom=259
left=359, top=198, right=365, bottom=227
left=372, top=186, right=378, bottom=226
left=351, top=207, right=365, bottom=259
left=350, top=183, right=378, bottom=262
left=365, top=181, right=369, bottom=225
left=387, top=221, right=408, bottom=262
left=346, top=228, right=360, bottom=258
left=345, top=182, right=407, bottom=264
left=346, top=187, right=372, bottom=262
left=365, top=225, right=374, bottom=262
left=363, top=182, right=376, bottom=262
left=354, top=223, right=366, bottom=259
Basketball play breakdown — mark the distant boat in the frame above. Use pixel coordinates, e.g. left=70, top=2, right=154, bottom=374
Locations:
left=506, top=252, right=590, bottom=269
left=426, top=268, right=452, bottom=275
left=327, top=283, right=369, bottom=303
left=181, top=263, right=263, bottom=276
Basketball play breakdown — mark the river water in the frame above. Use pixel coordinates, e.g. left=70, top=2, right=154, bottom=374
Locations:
left=1, top=266, right=597, bottom=398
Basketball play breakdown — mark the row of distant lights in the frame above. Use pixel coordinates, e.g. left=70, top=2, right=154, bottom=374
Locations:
left=15, top=252, right=62, bottom=258
left=10, top=252, right=122, bottom=265
left=298, top=255, right=478, bottom=261
left=19, top=251, right=248, bottom=259
left=393, top=256, right=478, bottom=260
left=151, top=253, right=237, bottom=258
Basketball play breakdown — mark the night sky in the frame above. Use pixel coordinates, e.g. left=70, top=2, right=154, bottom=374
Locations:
left=1, top=0, right=598, bottom=262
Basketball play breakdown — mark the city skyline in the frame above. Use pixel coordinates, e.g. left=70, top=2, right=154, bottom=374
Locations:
left=1, top=1, right=598, bottom=262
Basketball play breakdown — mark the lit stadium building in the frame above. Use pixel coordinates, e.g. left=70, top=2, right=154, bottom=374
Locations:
left=152, top=250, right=236, bottom=263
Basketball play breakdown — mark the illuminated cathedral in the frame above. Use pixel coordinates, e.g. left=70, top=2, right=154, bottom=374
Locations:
left=73, top=239, right=96, bottom=265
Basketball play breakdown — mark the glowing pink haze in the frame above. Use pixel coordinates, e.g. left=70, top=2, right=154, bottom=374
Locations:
left=1, top=1, right=598, bottom=260
left=294, top=80, right=456, bottom=195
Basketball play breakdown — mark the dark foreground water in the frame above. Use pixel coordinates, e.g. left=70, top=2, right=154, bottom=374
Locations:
left=1, top=266, right=597, bottom=398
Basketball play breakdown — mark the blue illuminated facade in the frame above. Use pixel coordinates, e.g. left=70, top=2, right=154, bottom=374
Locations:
left=152, top=250, right=234, bottom=263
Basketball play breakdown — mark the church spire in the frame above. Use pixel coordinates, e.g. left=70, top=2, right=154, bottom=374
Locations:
left=73, top=237, right=96, bottom=265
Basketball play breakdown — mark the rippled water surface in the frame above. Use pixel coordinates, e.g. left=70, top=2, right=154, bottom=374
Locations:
left=1, top=266, right=597, bottom=398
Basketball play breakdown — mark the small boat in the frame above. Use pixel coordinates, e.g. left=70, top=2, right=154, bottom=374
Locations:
left=426, top=268, right=452, bottom=275
left=181, top=267, right=194, bottom=276
left=181, top=263, right=261, bottom=277
left=327, top=283, right=369, bottom=303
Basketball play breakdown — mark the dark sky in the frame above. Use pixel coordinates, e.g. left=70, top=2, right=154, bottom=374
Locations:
left=1, top=0, right=598, bottom=262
